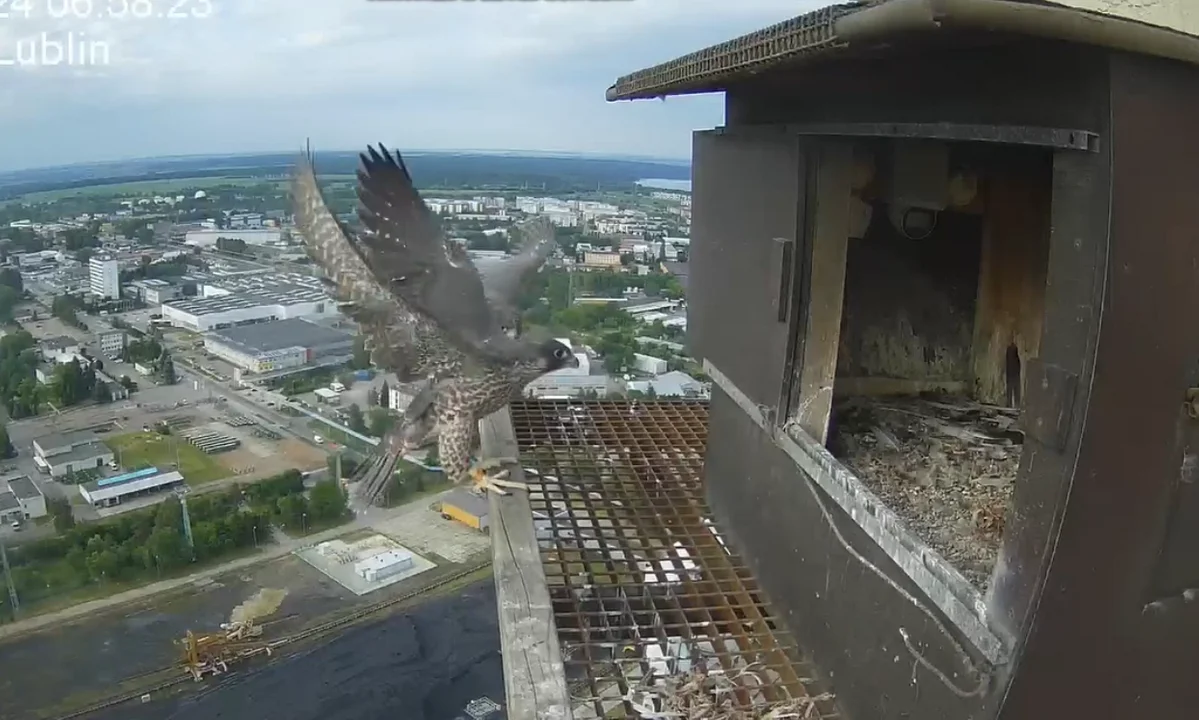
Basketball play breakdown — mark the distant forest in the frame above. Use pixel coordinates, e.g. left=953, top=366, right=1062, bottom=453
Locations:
left=0, top=151, right=690, bottom=199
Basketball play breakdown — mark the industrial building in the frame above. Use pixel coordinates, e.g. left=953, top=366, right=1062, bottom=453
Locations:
left=440, top=488, right=490, bottom=532
left=130, top=278, right=183, bottom=305
left=98, top=328, right=127, bottom=358
left=33, top=430, right=114, bottom=478
left=183, top=229, right=283, bottom=247
left=524, top=373, right=613, bottom=399
left=160, top=273, right=335, bottom=332
left=626, top=371, right=708, bottom=398
left=0, top=491, right=20, bottom=525
left=37, top=335, right=79, bottom=362
left=354, top=549, right=414, bottom=582
left=633, top=352, right=668, bottom=375
left=203, top=318, right=354, bottom=374
left=0, top=474, right=45, bottom=524
left=88, top=255, right=120, bottom=299
left=78, top=468, right=184, bottom=507
left=5, top=475, right=46, bottom=519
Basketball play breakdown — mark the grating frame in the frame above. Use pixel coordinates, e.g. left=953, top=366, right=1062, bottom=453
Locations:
left=509, top=399, right=841, bottom=719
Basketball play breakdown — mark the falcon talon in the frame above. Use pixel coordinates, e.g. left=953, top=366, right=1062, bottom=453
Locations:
left=472, top=456, right=520, bottom=473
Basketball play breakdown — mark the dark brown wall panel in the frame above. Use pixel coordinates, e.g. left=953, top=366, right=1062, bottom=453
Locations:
left=726, top=41, right=1106, bottom=133
left=690, top=130, right=804, bottom=410
left=998, top=51, right=1199, bottom=720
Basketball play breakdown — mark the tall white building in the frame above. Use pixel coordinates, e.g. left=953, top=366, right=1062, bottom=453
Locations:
left=88, top=256, right=120, bottom=299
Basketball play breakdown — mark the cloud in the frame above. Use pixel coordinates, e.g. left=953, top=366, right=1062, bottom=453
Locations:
left=0, top=0, right=822, bottom=170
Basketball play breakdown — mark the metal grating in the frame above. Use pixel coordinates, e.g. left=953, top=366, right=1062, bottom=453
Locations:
left=605, top=4, right=858, bottom=101
left=509, top=399, right=841, bottom=719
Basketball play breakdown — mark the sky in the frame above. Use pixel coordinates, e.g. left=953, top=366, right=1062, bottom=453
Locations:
left=0, top=0, right=822, bottom=171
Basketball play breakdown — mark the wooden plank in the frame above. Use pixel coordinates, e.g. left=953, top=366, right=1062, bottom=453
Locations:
left=480, top=408, right=573, bottom=720
left=793, top=141, right=853, bottom=443
left=970, top=158, right=1052, bottom=405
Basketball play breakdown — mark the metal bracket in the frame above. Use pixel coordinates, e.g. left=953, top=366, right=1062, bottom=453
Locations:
left=1186, top=388, right=1199, bottom=419
left=715, top=122, right=1100, bottom=152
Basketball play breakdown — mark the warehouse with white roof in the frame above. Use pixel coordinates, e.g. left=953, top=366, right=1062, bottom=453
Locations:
left=78, top=467, right=185, bottom=507
left=160, top=272, right=336, bottom=332
left=204, top=318, right=354, bottom=374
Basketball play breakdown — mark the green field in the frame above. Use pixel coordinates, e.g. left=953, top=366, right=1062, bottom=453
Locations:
left=103, top=431, right=229, bottom=485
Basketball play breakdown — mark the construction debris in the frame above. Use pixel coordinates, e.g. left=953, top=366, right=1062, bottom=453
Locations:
left=828, top=394, right=1021, bottom=589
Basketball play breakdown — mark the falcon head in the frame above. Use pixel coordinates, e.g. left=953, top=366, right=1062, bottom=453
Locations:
left=538, top=339, right=580, bottom=373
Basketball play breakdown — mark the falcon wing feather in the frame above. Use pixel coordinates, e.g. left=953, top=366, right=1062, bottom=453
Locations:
left=293, top=148, right=434, bottom=376
left=354, top=144, right=506, bottom=352
left=475, top=215, right=556, bottom=311
left=292, top=148, right=393, bottom=313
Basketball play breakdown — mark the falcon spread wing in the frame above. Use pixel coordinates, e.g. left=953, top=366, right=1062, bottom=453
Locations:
left=294, top=148, right=473, bottom=505
left=354, top=144, right=553, bottom=363
left=352, top=143, right=578, bottom=497
left=475, top=216, right=557, bottom=332
left=292, top=147, right=464, bottom=384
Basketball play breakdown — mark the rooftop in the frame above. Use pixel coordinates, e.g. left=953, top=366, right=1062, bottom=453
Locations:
left=7, top=476, right=41, bottom=500
left=38, top=335, right=78, bottom=351
left=0, top=490, right=18, bottom=513
left=606, top=0, right=1199, bottom=102
left=442, top=488, right=489, bottom=519
left=163, top=272, right=329, bottom=317
left=49, top=440, right=113, bottom=467
left=206, top=318, right=352, bottom=355
left=34, top=429, right=98, bottom=453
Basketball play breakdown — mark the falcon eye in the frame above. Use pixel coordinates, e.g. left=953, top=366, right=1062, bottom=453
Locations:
left=554, top=348, right=569, bottom=359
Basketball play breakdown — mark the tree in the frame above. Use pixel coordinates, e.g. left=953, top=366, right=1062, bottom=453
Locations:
left=308, top=478, right=347, bottom=522
left=0, top=267, right=22, bottom=293
left=155, top=350, right=177, bottom=385
left=276, top=493, right=309, bottom=530
left=0, top=424, right=12, bottom=459
left=346, top=403, right=366, bottom=434
left=368, top=407, right=394, bottom=438
left=92, top=379, right=111, bottom=403
left=47, top=497, right=74, bottom=533
left=350, top=336, right=371, bottom=370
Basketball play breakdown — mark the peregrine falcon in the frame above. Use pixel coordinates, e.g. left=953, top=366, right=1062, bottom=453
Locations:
left=352, top=143, right=578, bottom=495
left=291, top=144, right=574, bottom=501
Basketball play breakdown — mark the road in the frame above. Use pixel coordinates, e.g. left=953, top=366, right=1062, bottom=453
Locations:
left=0, top=486, right=461, bottom=642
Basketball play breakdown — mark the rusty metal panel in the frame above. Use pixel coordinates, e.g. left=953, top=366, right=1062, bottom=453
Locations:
left=508, top=399, right=840, bottom=719
left=997, top=51, right=1199, bottom=720
left=1149, top=399, right=1199, bottom=600
left=690, top=129, right=805, bottom=412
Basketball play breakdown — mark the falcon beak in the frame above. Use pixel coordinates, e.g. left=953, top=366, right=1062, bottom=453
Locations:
left=567, top=354, right=580, bottom=368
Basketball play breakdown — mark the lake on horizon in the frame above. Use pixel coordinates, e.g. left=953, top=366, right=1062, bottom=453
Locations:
left=636, top=178, right=692, bottom=192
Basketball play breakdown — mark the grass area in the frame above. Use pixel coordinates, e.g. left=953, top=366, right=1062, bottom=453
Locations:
left=103, top=431, right=229, bottom=485
left=1, top=545, right=262, bottom=626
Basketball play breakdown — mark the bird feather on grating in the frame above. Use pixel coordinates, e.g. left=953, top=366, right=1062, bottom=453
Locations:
left=625, top=665, right=834, bottom=719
